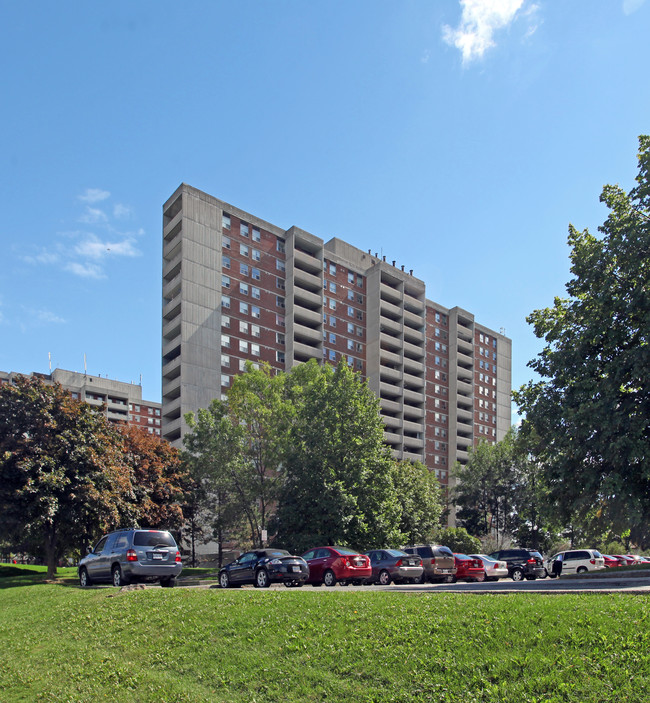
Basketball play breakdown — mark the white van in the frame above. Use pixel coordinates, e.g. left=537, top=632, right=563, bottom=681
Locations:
left=546, top=549, right=605, bottom=576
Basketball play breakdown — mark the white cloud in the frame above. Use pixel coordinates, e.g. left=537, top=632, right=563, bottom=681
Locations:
left=421, top=49, right=431, bottom=64
left=443, top=0, right=536, bottom=65
left=64, top=261, right=106, bottom=279
left=22, top=249, right=61, bottom=266
left=623, top=0, right=646, bottom=14
left=113, top=203, right=132, bottom=219
left=79, top=207, right=108, bottom=224
left=35, top=309, right=66, bottom=325
left=78, top=188, right=110, bottom=203
left=74, top=235, right=140, bottom=260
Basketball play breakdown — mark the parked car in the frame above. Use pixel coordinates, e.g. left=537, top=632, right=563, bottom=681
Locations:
left=544, top=549, right=605, bottom=576
left=402, top=544, right=456, bottom=583
left=601, top=554, right=625, bottom=568
left=469, top=554, right=508, bottom=581
left=219, top=549, right=309, bottom=588
left=301, top=546, right=371, bottom=586
left=453, top=554, right=485, bottom=582
left=612, top=554, right=637, bottom=566
left=78, top=528, right=182, bottom=588
left=364, top=549, right=423, bottom=585
left=488, top=549, right=546, bottom=581
left=625, top=554, right=650, bottom=565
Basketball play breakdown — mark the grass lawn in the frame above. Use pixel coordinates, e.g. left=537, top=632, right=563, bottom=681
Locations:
left=0, top=569, right=648, bottom=702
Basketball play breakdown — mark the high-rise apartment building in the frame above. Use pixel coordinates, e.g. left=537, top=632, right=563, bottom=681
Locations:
left=162, top=184, right=511, bottom=490
left=0, top=369, right=162, bottom=435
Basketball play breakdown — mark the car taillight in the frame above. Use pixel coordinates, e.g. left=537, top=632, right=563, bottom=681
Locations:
left=527, top=558, right=536, bottom=564
left=590, top=558, right=595, bottom=564
left=431, top=557, right=436, bottom=564
left=395, top=559, right=403, bottom=567
left=126, top=549, right=138, bottom=562
left=340, top=557, right=349, bottom=567
left=175, top=551, right=181, bottom=563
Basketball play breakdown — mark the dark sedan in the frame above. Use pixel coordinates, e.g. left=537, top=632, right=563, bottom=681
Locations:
left=364, top=549, right=423, bottom=585
left=219, top=549, right=309, bottom=589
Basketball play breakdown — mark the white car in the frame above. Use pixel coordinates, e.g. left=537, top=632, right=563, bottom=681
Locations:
left=470, top=554, right=508, bottom=582
left=545, top=549, right=605, bottom=576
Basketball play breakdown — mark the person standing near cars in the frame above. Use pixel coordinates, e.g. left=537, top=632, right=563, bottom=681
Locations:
left=551, top=553, right=564, bottom=577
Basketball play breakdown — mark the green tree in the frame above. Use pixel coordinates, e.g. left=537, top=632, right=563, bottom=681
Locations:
left=391, top=460, right=443, bottom=546
left=274, top=360, right=402, bottom=553
left=435, top=527, right=481, bottom=554
left=514, top=136, right=650, bottom=547
left=183, top=399, right=247, bottom=567
left=227, top=363, right=294, bottom=546
left=0, top=376, right=130, bottom=578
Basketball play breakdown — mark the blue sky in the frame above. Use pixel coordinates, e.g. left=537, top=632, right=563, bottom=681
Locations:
left=1, top=1, right=648, bottom=417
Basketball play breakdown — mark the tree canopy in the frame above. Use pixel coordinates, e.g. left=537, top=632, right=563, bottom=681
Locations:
left=514, top=135, right=650, bottom=546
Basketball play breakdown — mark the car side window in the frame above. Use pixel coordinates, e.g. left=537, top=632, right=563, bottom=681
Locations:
left=318, top=549, right=332, bottom=559
left=240, top=553, right=256, bottom=563
left=303, top=550, right=315, bottom=560
left=93, top=536, right=109, bottom=553
left=417, top=547, right=433, bottom=558
left=114, top=535, right=128, bottom=549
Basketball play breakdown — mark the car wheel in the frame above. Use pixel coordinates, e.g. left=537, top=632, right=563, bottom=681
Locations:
left=446, top=575, right=454, bottom=583
left=160, top=577, right=176, bottom=588
left=79, top=568, right=92, bottom=588
left=255, top=569, right=271, bottom=588
left=475, top=571, right=486, bottom=582
left=323, top=569, right=337, bottom=587
left=219, top=571, right=231, bottom=589
left=541, top=568, right=549, bottom=579
left=511, top=568, right=524, bottom=582
left=112, top=565, right=127, bottom=588
left=417, top=572, right=427, bottom=584
left=577, top=566, right=588, bottom=574
left=378, top=570, right=391, bottom=586
left=339, top=580, right=349, bottom=586
left=525, top=575, right=537, bottom=580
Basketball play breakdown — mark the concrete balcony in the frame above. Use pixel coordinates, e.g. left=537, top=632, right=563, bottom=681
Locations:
left=292, top=340, right=320, bottom=361
left=380, top=365, right=401, bottom=384
left=162, top=338, right=181, bottom=360
left=162, top=375, right=181, bottom=400
left=403, top=340, right=425, bottom=361
left=163, top=250, right=182, bottom=280
left=403, top=292, right=424, bottom=313
left=403, top=449, right=424, bottom=462
left=293, top=305, right=322, bottom=328
left=163, top=295, right=181, bottom=322
left=294, top=248, right=322, bottom=275
left=380, top=397, right=401, bottom=414
left=403, top=308, right=424, bottom=330
left=403, top=326, right=424, bottom=345
left=293, top=287, right=322, bottom=311
left=162, top=356, right=181, bottom=380
left=380, top=282, right=401, bottom=306
left=403, top=371, right=424, bottom=390
left=163, top=210, right=182, bottom=242
left=380, top=299, right=402, bottom=321
left=456, top=435, right=472, bottom=450
left=382, top=415, right=401, bottom=430
left=455, top=449, right=469, bottom=463
left=403, top=356, right=424, bottom=375
left=380, top=317, right=401, bottom=336
left=403, top=388, right=424, bottom=404
left=163, top=272, right=181, bottom=301
left=403, top=405, right=424, bottom=421
left=456, top=378, right=473, bottom=397
left=380, top=332, right=402, bottom=353
left=403, top=435, right=424, bottom=450
left=293, top=266, right=321, bottom=292
left=456, top=406, right=473, bottom=423
left=294, top=322, right=322, bottom=345
left=457, top=335, right=473, bottom=356
left=383, top=430, right=401, bottom=446
left=380, top=347, right=401, bottom=367
left=379, top=381, right=402, bottom=401
left=403, top=419, right=424, bottom=435
left=456, top=365, right=473, bottom=383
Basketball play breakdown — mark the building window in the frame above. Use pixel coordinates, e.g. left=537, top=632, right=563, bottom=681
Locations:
left=355, top=359, right=363, bottom=370
left=251, top=324, right=260, bottom=337
left=155, top=409, right=160, bottom=416
left=222, top=213, right=231, bottom=230
left=277, top=239, right=285, bottom=253
left=329, top=281, right=336, bottom=293
left=252, top=267, right=261, bottom=280
left=223, top=255, right=231, bottom=269
left=240, top=244, right=249, bottom=257
left=348, top=271, right=354, bottom=284
left=252, top=286, right=261, bottom=299
left=222, top=315, right=230, bottom=328
left=347, top=339, right=354, bottom=350
left=356, top=294, right=363, bottom=304
left=241, top=223, right=249, bottom=238
left=329, top=333, right=336, bottom=344
left=348, top=306, right=354, bottom=317
left=276, top=278, right=285, bottom=290
left=329, top=299, right=336, bottom=310
left=276, top=314, right=285, bottom=327
left=347, top=322, right=354, bottom=334
left=223, top=235, right=231, bottom=249
left=221, top=354, right=230, bottom=368
left=330, top=315, right=336, bottom=327
left=221, top=375, right=230, bottom=387
left=240, top=320, right=249, bottom=334
left=277, top=333, right=285, bottom=345
left=276, top=260, right=286, bottom=272
left=251, top=343, right=260, bottom=357
left=240, top=282, right=249, bottom=296
left=221, top=295, right=231, bottom=309
left=329, top=350, right=336, bottom=361
left=329, top=263, right=336, bottom=275
left=347, top=290, right=354, bottom=301
left=276, top=296, right=285, bottom=308
left=221, top=334, right=230, bottom=348
left=356, top=326, right=363, bottom=337
left=252, top=306, right=261, bottom=319
left=240, top=359, right=247, bottom=372
left=252, top=248, right=261, bottom=261
left=357, top=274, right=363, bottom=287
left=240, top=302, right=249, bottom=315
left=222, top=275, right=230, bottom=289
left=356, top=343, right=363, bottom=352
left=356, top=310, right=363, bottom=320
left=277, top=351, right=285, bottom=363
left=240, top=263, right=249, bottom=276
left=239, top=340, right=249, bottom=353
left=252, top=227, right=261, bottom=242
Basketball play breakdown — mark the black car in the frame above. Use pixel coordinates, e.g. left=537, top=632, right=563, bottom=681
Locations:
left=488, top=549, right=546, bottom=581
left=219, top=549, right=309, bottom=589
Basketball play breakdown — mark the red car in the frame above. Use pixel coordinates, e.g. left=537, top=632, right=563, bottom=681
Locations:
left=301, top=546, right=371, bottom=586
left=601, top=554, right=624, bottom=568
left=453, top=554, right=485, bottom=582
left=612, top=554, right=637, bottom=566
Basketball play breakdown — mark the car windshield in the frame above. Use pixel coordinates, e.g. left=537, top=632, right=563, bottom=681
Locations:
left=261, top=550, right=290, bottom=557
left=592, top=550, right=603, bottom=558
left=385, top=549, right=408, bottom=557
left=530, top=552, right=543, bottom=559
left=133, top=531, right=176, bottom=547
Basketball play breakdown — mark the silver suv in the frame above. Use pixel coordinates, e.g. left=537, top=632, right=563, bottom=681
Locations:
left=78, top=529, right=182, bottom=588
left=402, top=544, right=457, bottom=583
